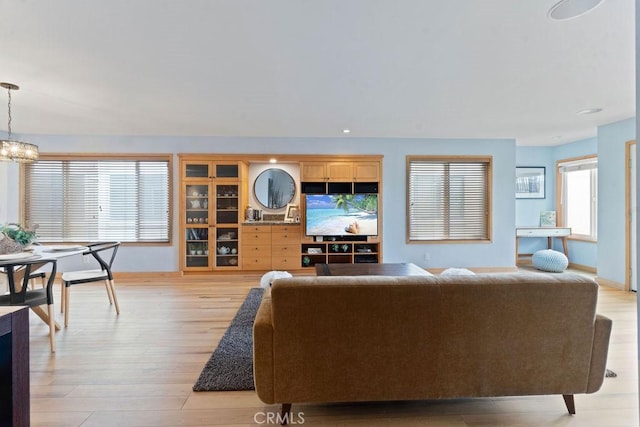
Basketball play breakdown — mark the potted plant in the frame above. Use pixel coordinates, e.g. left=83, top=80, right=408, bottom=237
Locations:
left=0, top=223, right=38, bottom=245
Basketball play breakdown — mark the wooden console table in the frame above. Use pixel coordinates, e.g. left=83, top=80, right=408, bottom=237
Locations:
left=515, top=227, right=571, bottom=264
left=0, top=306, right=29, bottom=427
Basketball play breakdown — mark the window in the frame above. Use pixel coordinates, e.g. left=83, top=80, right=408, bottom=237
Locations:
left=22, top=154, right=172, bottom=243
left=407, top=156, right=492, bottom=242
left=557, top=156, right=597, bottom=240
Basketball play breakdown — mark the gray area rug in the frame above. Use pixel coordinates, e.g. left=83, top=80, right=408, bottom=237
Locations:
left=193, top=287, right=264, bottom=391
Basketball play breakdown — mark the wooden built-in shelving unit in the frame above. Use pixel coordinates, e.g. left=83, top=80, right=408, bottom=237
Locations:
left=178, top=154, right=382, bottom=274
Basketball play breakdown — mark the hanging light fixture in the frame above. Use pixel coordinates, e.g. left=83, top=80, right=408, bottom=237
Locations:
left=0, top=82, right=38, bottom=163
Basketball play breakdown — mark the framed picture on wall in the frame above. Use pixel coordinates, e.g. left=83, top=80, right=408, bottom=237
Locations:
left=515, top=166, right=545, bottom=199
left=285, top=203, right=299, bottom=222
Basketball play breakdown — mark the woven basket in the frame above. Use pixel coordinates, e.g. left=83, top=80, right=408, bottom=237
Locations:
left=0, top=232, right=24, bottom=255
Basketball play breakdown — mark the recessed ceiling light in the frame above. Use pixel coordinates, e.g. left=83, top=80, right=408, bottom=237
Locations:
left=548, top=0, right=605, bottom=21
left=342, top=129, right=351, bottom=134
left=576, top=107, right=603, bottom=115
left=269, top=158, right=277, bottom=163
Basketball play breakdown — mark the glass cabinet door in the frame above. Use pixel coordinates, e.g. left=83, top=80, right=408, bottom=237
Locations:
left=180, top=158, right=244, bottom=272
left=215, top=163, right=239, bottom=178
left=185, top=183, right=211, bottom=268
left=184, top=161, right=212, bottom=179
left=185, top=226, right=210, bottom=268
left=214, top=183, right=239, bottom=267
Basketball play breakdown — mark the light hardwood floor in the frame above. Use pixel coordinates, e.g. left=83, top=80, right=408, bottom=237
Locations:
left=26, top=273, right=638, bottom=426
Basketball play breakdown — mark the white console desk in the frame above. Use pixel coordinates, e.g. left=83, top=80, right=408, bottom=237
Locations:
left=515, top=227, right=571, bottom=264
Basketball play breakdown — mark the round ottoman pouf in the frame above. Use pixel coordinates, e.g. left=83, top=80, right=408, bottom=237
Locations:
left=531, top=249, right=569, bottom=272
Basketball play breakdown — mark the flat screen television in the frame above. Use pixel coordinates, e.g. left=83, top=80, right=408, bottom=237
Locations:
left=305, top=193, right=378, bottom=236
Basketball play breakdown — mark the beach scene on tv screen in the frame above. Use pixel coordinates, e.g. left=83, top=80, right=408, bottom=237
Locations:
left=306, top=194, right=378, bottom=236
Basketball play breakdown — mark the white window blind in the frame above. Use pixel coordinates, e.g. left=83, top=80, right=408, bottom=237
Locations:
left=23, top=156, right=171, bottom=243
left=408, top=157, right=491, bottom=242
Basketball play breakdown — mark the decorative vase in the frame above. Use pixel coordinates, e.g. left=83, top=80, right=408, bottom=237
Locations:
left=0, top=233, right=24, bottom=254
left=0, top=223, right=38, bottom=254
left=245, top=206, right=255, bottom=221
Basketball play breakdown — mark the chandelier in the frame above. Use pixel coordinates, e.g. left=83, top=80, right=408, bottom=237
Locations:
left=0, top=82, right=38, bottom=163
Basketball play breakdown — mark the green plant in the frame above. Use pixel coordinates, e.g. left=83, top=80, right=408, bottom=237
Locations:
left=0, top=223, right=38, bottom=245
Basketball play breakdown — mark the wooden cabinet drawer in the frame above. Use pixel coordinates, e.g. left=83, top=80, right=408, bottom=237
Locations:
left=243, top=225, right=272, bottom=233
left=243, top=232, right=271, bottom=244
left=272, top=257, right=300, bottom=270
left=272, top=245, right=299, bottom=257
left=272, top=231, right=301, bottom=242
left=242, top=245, right=271, bottom=270
left=271, top=225, right=300, bottom=233
left=242, top=257, right=272, bottom=270
left=242, top=244, right=270, bottom=254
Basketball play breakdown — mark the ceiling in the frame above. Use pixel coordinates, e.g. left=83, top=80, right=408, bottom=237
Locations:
left=0, top=0, right=635, bottom=146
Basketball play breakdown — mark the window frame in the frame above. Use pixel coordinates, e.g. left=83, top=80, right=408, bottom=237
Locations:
left=406, top=155, right=493, bottom=244
left=20, top=153, right=173, bottom=246
left=555, top=155, right=598, bottom=242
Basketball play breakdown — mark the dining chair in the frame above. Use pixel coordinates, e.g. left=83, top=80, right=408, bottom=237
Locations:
left=0, top=258, right=58, bottom=352
left=60, top=241, right=120, bottom=327
left=28, top=271, right=47, bottom=288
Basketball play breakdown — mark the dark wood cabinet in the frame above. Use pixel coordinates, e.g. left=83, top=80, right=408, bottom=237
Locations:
left=0, top=306, right=29, bottom=427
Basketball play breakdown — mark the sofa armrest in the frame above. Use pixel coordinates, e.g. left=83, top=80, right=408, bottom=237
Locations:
left=586, top=314, right=613, bottom=393
left=253, top=296, right=275, bottom=403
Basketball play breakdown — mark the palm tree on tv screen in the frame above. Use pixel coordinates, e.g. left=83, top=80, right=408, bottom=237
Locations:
left=331, top=194, right=377, bottom=213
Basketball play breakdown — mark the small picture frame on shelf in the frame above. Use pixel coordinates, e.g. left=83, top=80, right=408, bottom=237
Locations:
left=540, top=211, right=557, bottom=227
left=285, top=203, right=299, bottom=222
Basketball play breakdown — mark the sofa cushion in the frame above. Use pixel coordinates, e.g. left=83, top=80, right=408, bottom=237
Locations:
left=441, top=267, right=476, bottom=276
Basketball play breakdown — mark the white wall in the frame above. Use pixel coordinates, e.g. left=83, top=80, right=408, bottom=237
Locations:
left=2, top=134, right=517, bottom=272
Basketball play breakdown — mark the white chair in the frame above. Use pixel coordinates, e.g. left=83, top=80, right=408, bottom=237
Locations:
left=60, top=241, right=120, bottom=327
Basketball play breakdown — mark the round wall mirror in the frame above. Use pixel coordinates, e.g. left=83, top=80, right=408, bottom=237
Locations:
left=254, top=168, right=296, bottom=209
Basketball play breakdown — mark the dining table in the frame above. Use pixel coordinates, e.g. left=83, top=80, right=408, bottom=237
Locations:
left=0, top=244, right=89, bottom=330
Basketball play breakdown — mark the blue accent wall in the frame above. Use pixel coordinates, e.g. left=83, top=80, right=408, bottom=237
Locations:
left=6, top=120, right=634, bottom=277
left=515, top=119, right=635, bottom=279
left=3, top=135, right=517, bottom=272
left=597, top=118, right=636, bottom=285
left=515, top=146, right=555, bottom=255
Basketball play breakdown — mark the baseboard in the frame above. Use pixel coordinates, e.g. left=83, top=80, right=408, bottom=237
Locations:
left=568, top=263, right=597, bottom=274
left=114, top=271, right=182, bottom=281
left=44, top=271, right=183, bottom=282
left=594, top=276, right=625, bottom=290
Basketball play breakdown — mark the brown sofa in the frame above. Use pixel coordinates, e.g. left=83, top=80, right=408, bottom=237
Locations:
left=253, top=273, right=612, bottom=419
